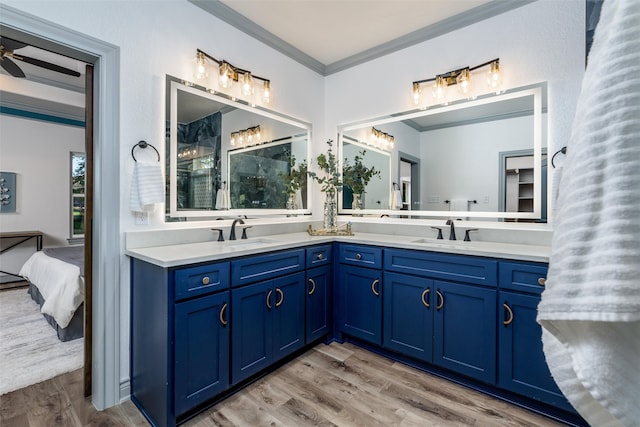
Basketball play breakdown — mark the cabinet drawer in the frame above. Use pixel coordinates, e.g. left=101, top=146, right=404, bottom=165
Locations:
left=174, top=262, right=230, bottom=301
left=499, top=261, right=548, bottom=294
left=306, top=244, right=332, bottom=268
left=232, top=249, right=305, bottom=287
left=339, top=244, right=382, bottom=269
left=384, top=249, right=497, bottom=287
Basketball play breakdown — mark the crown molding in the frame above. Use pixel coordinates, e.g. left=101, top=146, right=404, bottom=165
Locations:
left=188, top=0, right=536, bottom=76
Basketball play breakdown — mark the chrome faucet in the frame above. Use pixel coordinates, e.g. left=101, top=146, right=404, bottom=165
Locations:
left=445, top=219, right=457, bottom=240
left=229, top=218, right=245, bottom=240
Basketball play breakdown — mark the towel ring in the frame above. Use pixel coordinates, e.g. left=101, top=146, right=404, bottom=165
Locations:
left=551, top=146, right=567, bottom=168
left=131, top=140, right=160, bottom=162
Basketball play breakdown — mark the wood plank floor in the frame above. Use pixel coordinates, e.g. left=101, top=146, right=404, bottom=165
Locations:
left=0, top=342, right=567, bottom=426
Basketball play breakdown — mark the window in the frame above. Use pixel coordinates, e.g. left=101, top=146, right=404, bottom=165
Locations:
left=71, top=152, right=86, bottom=240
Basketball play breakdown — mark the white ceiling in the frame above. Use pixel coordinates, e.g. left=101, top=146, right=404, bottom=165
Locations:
left=192, top=0, right=530, bottom=74
left=219, top=0, right=491, bottom=66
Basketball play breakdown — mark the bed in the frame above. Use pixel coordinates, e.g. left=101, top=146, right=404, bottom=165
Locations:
left=18, top=245, right=84, bottom=342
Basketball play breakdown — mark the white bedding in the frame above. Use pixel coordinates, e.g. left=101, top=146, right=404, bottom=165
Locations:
left=19, top=252, right=84, bottom=328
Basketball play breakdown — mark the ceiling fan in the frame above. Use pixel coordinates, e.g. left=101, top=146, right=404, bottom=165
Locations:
left=0, top=36, right=81, bottom=78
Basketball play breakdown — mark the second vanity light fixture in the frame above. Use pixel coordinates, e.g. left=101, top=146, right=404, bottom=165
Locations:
left=194, top=49, right=271, bottom=104
left=369, top=127, right=395, bottom=151
left=412, top=58, right=502, bottom=106
left=230, top=125, right=262, bottom=149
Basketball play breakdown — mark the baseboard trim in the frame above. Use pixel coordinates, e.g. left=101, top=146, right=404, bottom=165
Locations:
left=119, top=378, right=130, bottom=403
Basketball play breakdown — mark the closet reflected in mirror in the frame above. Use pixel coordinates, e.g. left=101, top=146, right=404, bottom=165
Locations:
left=166, top=75, right=311, bottom=219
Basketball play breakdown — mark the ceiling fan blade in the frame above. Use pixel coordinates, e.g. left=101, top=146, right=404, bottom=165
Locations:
left=0, top=37, right=28, bottom=52
left=18, top=54, right=81, bottom=77
left=0, top=57, right=26, bottom=78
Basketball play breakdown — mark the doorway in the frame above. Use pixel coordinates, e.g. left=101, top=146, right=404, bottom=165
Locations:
left=398, top=152, right=420, bottom=214
left=2, top=3, right=122, bottom=410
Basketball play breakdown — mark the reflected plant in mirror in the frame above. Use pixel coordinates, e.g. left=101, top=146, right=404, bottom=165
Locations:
left=309, top=140, right=343, bottom=229
left=342, top=150, right=381, bottom=214
left=278, top=152, right=307, bottom=213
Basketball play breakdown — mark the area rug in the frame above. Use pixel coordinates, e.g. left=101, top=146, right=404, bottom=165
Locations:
left=0, top=287, right=83, bottom=395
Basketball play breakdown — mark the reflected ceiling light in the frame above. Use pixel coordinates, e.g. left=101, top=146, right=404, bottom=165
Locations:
left=412, top=58, right=501, bottom=106
left=194, top=49, right=271, bottom=103
left=369, top=127, right=395, bottom=151
left=230, top=125, right=263, bottom=149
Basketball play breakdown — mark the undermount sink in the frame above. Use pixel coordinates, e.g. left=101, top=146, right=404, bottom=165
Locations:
left=410, top=238, right=471, bottom=249
left=225, top=238, right=279, bottom=246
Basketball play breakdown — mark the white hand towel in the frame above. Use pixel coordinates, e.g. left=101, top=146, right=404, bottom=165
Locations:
left=390, top=186, right=402, bottom=209
left=129, top=160, right=164, bottom=213
left=537, top=1, right=640, bottom=425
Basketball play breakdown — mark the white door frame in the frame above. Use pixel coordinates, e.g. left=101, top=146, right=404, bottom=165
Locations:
left=1, top=4, right=121, bottom=410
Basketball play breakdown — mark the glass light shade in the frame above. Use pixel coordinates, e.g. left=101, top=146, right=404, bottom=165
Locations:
left=262, top=81, right=271, bottom=104
left=194, top=52, right=208, bottom=80
left=219, top=62, right=233, bottom=89
left=487, top=61, right=502, bottom=93
left=254, top=126, right=261, bottom=141
left=230, top=132, right=238, bottom=146
left=242, top=72, right=253, bottom=96
left=456, top=68, right=472, bottom=95
left=412, top=82, right=422, bottom=105
left=432, top=75, right=447, bottom=100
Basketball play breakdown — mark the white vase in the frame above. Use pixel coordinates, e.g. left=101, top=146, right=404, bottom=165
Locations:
left=352, top=193, right=363, bottom=216
left=323, top=193, right=337, bottom=230
left=286, top=192, right=298, bottom=217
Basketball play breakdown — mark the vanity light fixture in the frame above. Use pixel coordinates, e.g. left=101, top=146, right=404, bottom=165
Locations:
left=369, top=127, right=395, bottom=151
left=230, top=125, right=263, bottom=149
left=194, top=49, right=271, bottom=104
left=412, top=58, right=502, bottom=106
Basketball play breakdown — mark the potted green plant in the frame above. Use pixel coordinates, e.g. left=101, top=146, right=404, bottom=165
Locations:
left=278, top=153, right=307, bottom=215
left=308, top=140, right=343, bottom=229
left=342, top=150, right=381, bottom=214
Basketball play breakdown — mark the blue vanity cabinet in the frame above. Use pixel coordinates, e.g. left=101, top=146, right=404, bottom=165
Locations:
left=498, top=261, right=574, bottom=412
left=130, top=258, right=230, bottom=427
left=305, top=244, right=332, bottom=344
left=432, top=280, right=497, bottom=384
left=336, top=244, right=383, bottom=345
left=230, top=249, right=306, bottom=385
left=384, top=249, right=498, bottom=384
left=174, top=290, right=230, bottom=416
left=383, top=271, right=434, bottom=362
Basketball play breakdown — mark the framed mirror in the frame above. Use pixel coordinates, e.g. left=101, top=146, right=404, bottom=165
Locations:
left=338, top=84, right=547, bottom=222
left=166, top=75, right=312, bottom=219
left=340, top=138, right=390, bottom=210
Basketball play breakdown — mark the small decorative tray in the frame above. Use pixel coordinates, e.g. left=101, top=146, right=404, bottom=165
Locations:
left=307, top=223, right=354, bottom=236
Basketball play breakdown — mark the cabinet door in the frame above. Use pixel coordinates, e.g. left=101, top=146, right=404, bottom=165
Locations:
left=338, top=265, right=382, bottom=345
left=272, top=272, right=306, bottom=361
left=231, top=281, right=273, bottom=384
left=174, top=291, right=230, bottom=415
left=383, top=272, right=433, bottom=362
left=499, top=291, right=573, bottom=411
left=306, top=265, right=331, bottom=343
left=433, top=280, right=497, bottom=384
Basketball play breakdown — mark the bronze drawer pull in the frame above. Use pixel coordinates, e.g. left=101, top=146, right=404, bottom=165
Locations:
left=308, top=278, right=316, bottom=295
left=266, top=289, right=273, bottom=309
left=436, top=290, right=444, bottom=310
left=202, top=276, right=210, bottom=285
left=503, top=303, right=514, bottom=325
left=538, top=277, right=546, bottom=286
left=421, top=289, right=430, bottom=308
left=275, top=288, right=284, bottom=307
left=316, top=253, right=324, bottom=260
left=355, top=253, right=362, bottom=260
left=219, top=302, right=228, bottom=326
left=371, top=279, right=380, bottom=296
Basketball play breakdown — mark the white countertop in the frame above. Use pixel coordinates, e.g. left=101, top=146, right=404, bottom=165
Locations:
left=125, top=231, right=551, bottom=268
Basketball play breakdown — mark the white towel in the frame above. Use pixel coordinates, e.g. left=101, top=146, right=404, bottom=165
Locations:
left=537, top=1, right=640, bottom=426
left=129, top=160, right=164, bottom=213
left=215, top=188, right=230, bottom=210
left=390, top=188, right=402, bottom=209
